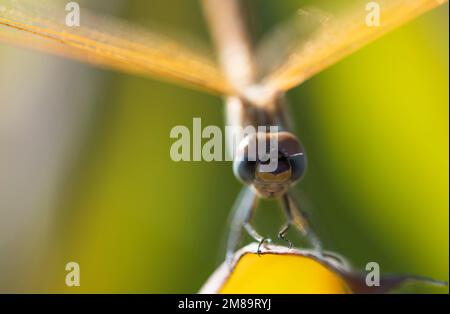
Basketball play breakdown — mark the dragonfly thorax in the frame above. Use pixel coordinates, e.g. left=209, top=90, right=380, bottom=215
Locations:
left=241, top=84, right=278, bottom=109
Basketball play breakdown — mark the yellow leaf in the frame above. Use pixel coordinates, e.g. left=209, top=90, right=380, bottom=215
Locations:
left=200, top=243, right=351, bottom=294
left=200, top=243, right=447, bottom=294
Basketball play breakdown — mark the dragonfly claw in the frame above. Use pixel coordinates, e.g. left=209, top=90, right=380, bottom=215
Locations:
left=257, top=238, right=271, bottom=256
left=278, top=232, right=293, bottom=249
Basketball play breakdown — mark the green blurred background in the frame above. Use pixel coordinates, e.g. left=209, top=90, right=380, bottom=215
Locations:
left=0, top=0, right=448, bottom=293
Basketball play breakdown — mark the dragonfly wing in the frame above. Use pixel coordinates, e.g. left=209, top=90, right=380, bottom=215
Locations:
left=257, top=0, right=447, bottom=93
left=0, top=0, right=232, bottom=95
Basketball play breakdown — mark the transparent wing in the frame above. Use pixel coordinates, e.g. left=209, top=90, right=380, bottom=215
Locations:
left=257, top=0, right=447, bottom=93
left=0, top=0, right=232, bottom=95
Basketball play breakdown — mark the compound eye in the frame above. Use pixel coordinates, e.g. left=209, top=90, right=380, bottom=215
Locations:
left=288, top=153, right=306, bottom=181
left=233, top=159, right=256, bottom=183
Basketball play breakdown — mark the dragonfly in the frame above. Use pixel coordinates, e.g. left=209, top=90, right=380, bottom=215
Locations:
left=0, top=0, right=447, bottom=261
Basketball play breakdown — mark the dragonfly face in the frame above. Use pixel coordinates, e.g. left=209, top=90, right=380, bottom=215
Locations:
left=233, top=131, right=306, bottom=198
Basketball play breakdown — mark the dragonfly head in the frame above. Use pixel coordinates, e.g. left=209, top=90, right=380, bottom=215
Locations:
left=233, top=131, right=306, bottom=198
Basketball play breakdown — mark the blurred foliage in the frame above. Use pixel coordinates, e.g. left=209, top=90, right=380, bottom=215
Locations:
left=0, top=0, right=448, bottom=293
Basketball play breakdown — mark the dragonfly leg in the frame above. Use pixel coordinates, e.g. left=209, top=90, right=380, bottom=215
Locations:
left=226, top=186, right=270, bottom=264
left=277, top=221, right=293, bottom=249
left=281, top=193, right=323, bottom=254
left=244, top=222, right=272, bottom=256
left=226, top=186, right=256, bottom=263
